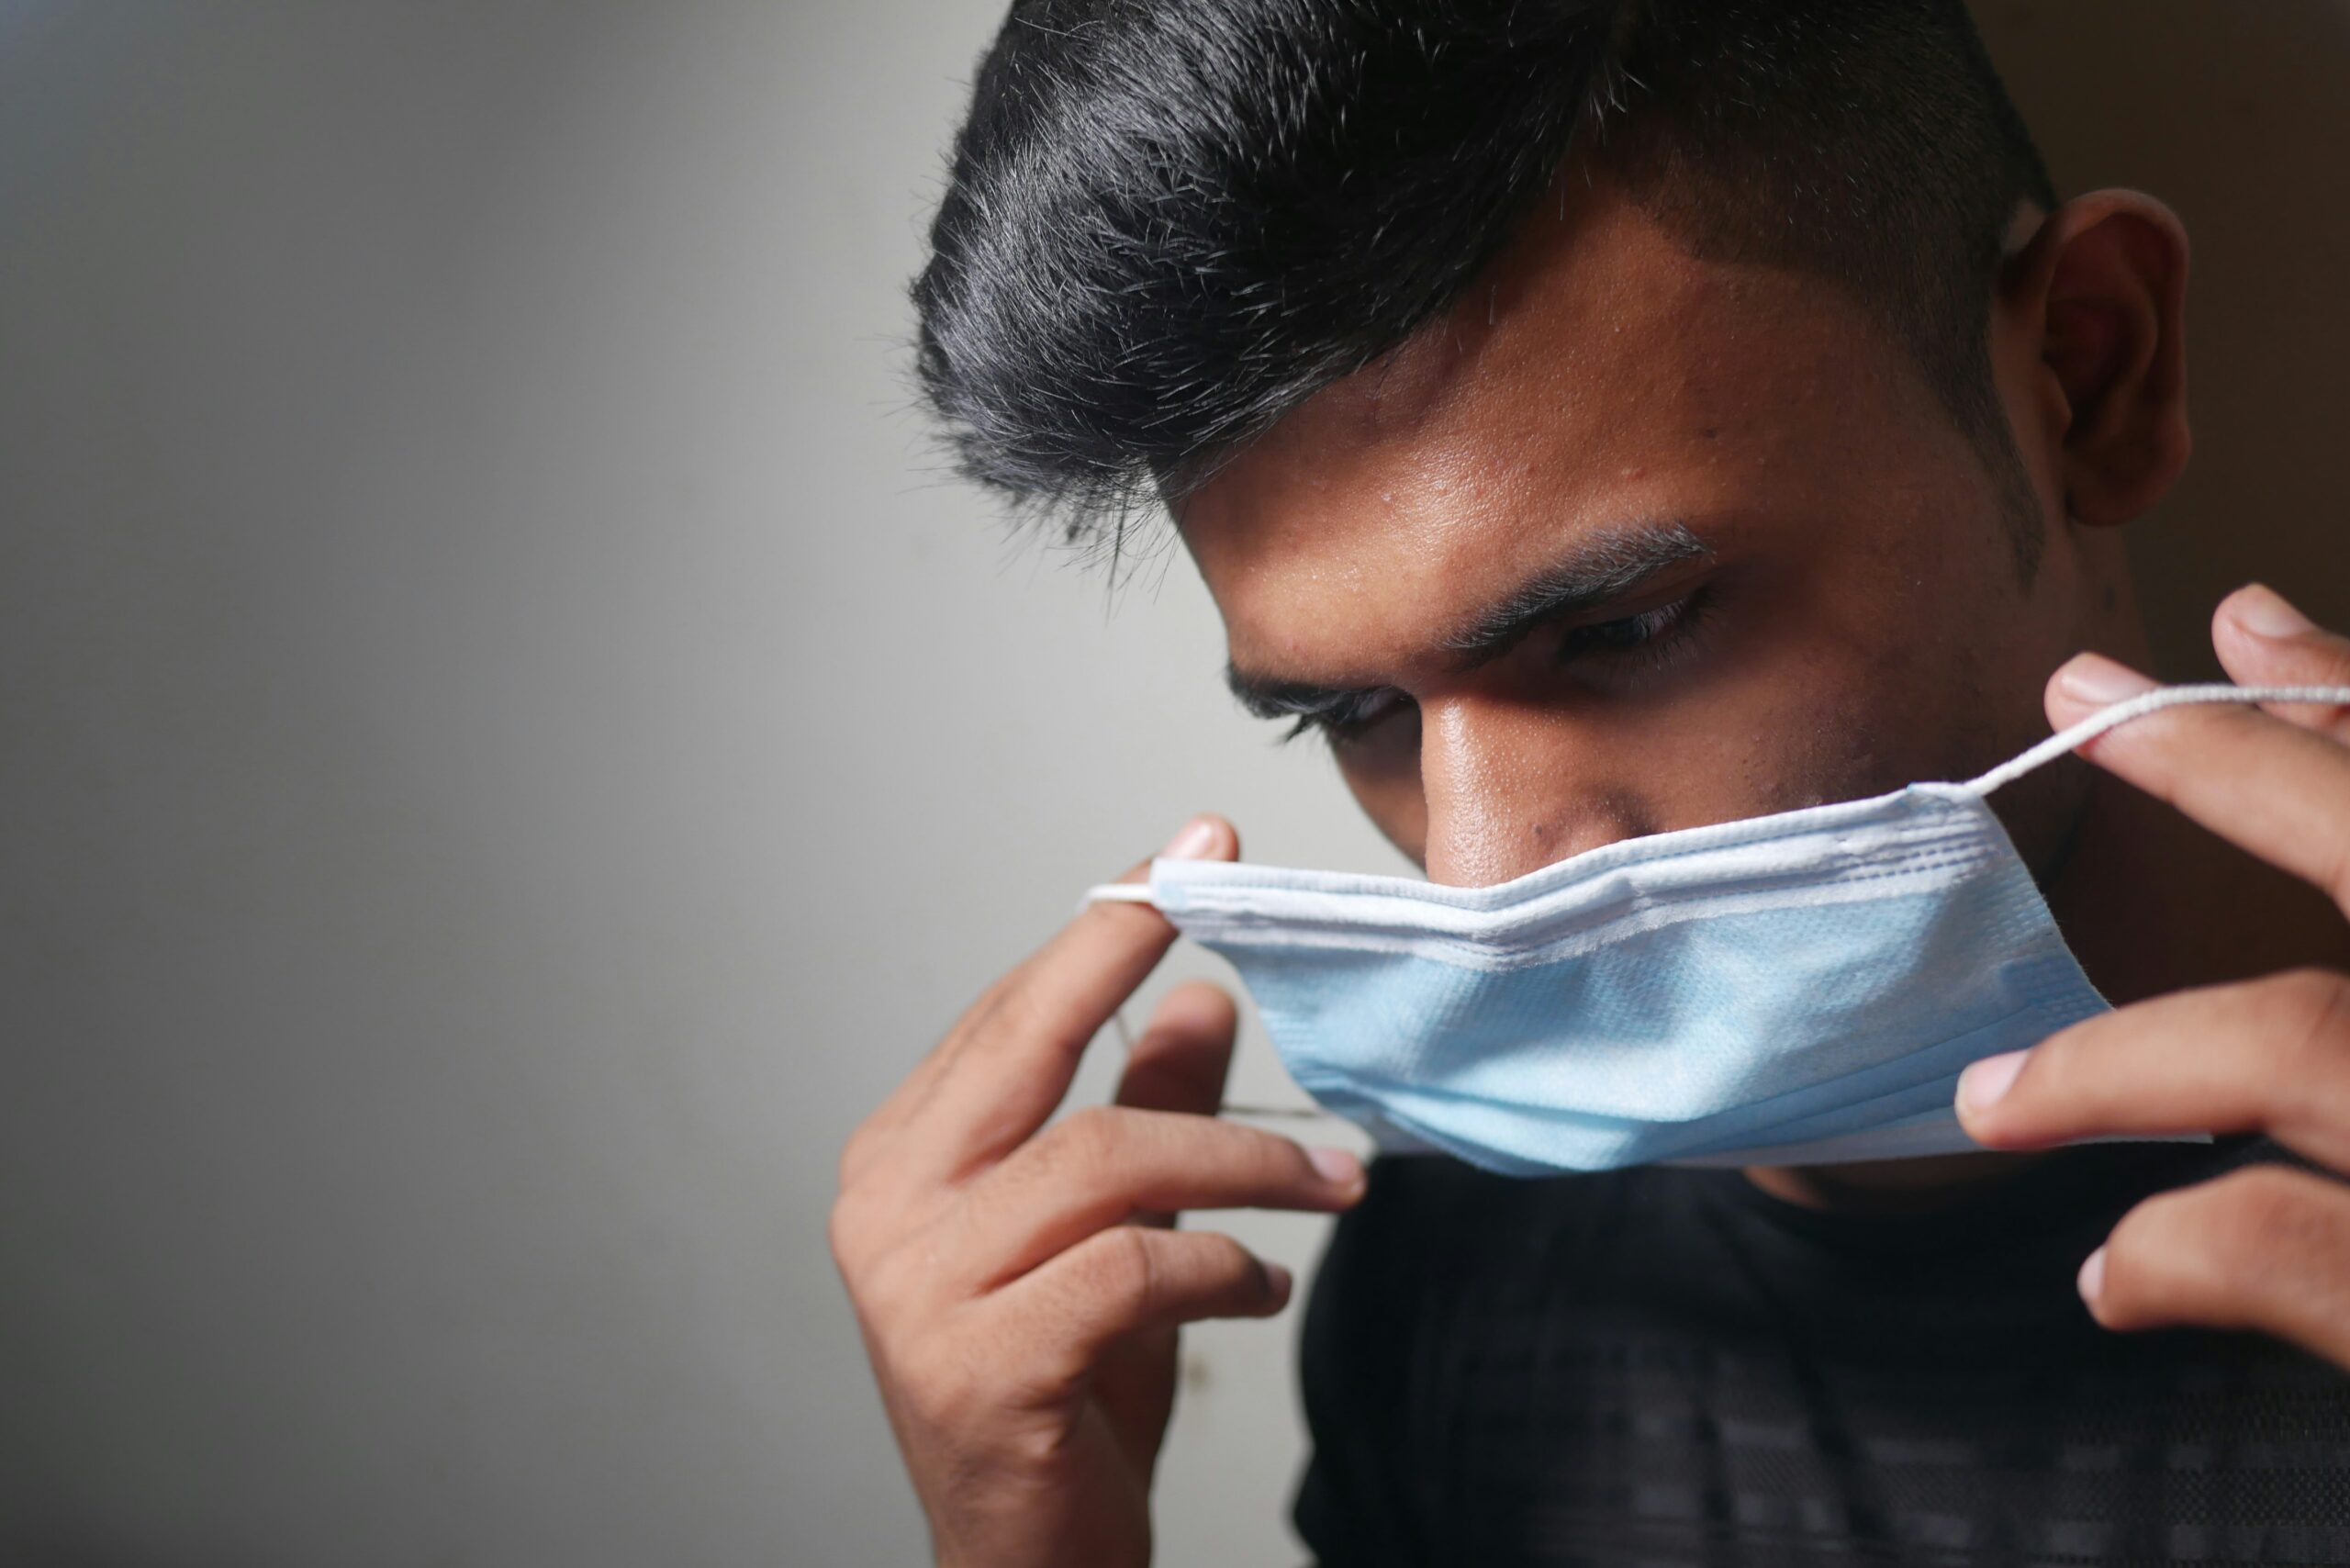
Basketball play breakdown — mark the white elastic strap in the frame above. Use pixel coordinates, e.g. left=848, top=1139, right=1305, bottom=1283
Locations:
left=1961, top=683, right=2350, bottom=799
left=1082, top=881, right=1158, bottom=909
left=1102, top=1004, right=1333, bottom=1121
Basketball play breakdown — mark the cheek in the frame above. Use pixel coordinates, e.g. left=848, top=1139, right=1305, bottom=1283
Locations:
left=1716, top=524, right=2055, bottom=794
left=1610, top=595, right=1994, bottom=828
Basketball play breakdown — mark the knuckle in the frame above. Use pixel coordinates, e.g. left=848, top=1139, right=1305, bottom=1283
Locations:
left=829, top=1142, right=910, bottom=1279
left=982, top=976, right=1091, bottom=1065
left=964, top=952, right=1067, bottom=1045
left=899, top=1335, right=990, bottom=1433
left=826, top=1164, right=895, bottom=1276
left=835, top=1122, right=884, bottom=1195
left=2212, top=1165, right=2332, bottom=1265
left=968, top=976, right=1037, bottom=1048
left=825, top=1193, right=867, bottom=1275
left=834, top=1196, right=954, bottom=1329
left=1091, top=1224, right=1162, bottom=1323
left=2273, top=968, right=2350, bottom=1061
left=2260, top=970, right=2350, bottom=1129
left=1031, top=1226, right=1158, bottom=1342
left=2104, top=1167, right=2333, bottom=1327
left=959, top=968, right=1015, bottom=1030
left=1047, top=1103, right=1134, bottom=1170
left=867, top=1238, right=960, bottom=1335
left=835, top=1223, right=912, bottom=1317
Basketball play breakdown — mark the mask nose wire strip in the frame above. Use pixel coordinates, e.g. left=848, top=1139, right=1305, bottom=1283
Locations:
left=1960, top=683, right=2350, bottom=800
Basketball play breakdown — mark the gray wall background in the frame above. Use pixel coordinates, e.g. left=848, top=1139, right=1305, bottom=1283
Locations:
left=3, top=4, right=2344, bottom=1565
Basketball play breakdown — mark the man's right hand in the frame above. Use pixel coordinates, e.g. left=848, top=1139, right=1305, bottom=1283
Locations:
left=831, top=815, right=1369, bottom=1568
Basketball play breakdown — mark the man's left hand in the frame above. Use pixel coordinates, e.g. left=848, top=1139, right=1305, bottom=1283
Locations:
left=1956, top=582, right=2350, bottom=1368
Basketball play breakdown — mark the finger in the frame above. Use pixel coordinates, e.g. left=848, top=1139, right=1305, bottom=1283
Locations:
left=2211, top=584, right=2350, bottom=743
left=1114, top=982, right=1240, bottom=1229
left=854, top=825, right=1197, bottom=1143
left=1955, top=968, right=2350, bottom=1171
left=861, top=815, right=1237, bottom=1184
left=2083, top=1163, right=2350, bottom=1372
left=2044, top=654, right=2350, bottom=913
left=987, top=1225, right=1292, bottom=1396
left=1114, top=982, right=1238, bottom=1117
left=948, top=1104, right=1362, bottom=1291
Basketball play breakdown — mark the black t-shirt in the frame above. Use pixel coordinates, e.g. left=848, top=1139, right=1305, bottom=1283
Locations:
left=1293, top=1136, right=2350, bottom=1566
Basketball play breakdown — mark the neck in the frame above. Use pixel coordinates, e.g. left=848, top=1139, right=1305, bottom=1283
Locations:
left=1746, top=743, right=2350, bottom=1215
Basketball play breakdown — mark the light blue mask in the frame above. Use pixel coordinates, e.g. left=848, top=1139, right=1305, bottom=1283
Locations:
left=1089, top=684, right=2350, bottom=1174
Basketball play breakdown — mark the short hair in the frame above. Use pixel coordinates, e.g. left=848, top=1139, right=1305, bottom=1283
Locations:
left=911, top=0, right=2058, bottom=557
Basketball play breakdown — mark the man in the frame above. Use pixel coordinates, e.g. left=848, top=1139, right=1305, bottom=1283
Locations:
left=834, top=2, right=2350, bottom=1562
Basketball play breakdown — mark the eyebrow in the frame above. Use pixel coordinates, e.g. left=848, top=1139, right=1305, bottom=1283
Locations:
left=1225, top=519, right=1712, bottom=724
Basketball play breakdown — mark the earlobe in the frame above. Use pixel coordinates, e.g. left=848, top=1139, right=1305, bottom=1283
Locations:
left=2012, top=190, right=2192, bottom=529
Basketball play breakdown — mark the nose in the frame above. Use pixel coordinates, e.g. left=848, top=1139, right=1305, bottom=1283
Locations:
left=1417, top=694, right=1651, bottom=888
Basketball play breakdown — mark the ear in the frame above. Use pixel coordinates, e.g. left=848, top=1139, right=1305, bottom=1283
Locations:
left=1996, top=189, right=2191, bottom=528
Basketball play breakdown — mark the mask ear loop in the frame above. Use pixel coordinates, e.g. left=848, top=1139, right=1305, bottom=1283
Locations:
left=1101, top=1005, right=1336, bottom=1122
left=1090, top=883, right=1338, bottom=1124
left=1960, top=682, right=2350, bottom=799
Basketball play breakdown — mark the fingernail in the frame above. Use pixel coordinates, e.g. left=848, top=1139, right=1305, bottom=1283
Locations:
left=1264, top=1260, right=1294, bottom=1299
left=1307, top=1146, right=1363, bottom=1188
left=2077, top=1245, right=2106, bottom=1305
left=2228, top=583, right=2316, bottom=641
left=1957, top=1049, right=2027, bottom=1114
left=2055, top=653, right=2158, bottom=707
left=1161, top=816, right=1219, bottom=859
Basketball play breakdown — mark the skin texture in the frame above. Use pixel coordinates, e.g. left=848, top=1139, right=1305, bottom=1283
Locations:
left=1179, top=164, right=2348, bottom=1202
left=834, top=162, right=2350, bottom=1566
left=1957, top=604, right=2350, bottom=1364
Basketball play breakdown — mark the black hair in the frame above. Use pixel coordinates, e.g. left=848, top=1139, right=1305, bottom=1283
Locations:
left=911, top=0, right=2058, bottom=558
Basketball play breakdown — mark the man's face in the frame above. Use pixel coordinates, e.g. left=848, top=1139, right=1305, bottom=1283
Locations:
left=1177, top=171, right=2099, bottom=888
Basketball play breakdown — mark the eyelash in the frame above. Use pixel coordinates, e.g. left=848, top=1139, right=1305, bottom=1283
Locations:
left=1554, top=587, right=1710, bottom=667
left=1281, top=587, right=1713, bottom=746
left=1280, top=689, right=1403, bottom=746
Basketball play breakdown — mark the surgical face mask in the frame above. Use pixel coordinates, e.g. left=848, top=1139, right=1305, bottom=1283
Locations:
left=1089, top=684, right=2350, bottom=1175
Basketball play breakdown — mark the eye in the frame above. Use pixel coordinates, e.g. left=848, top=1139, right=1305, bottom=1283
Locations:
left=1284, top=688, right=1408, bottom=746
left=1554, top=588, right=1711, bottom=668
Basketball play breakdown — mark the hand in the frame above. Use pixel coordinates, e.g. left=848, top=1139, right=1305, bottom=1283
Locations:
left=1955, top=583, right=2350, bottom=1366
left=831, top=815, right=1368, bottom=1568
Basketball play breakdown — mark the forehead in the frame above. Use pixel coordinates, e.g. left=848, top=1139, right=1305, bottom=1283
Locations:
left=1173, top=169, right=1954, bottom=681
